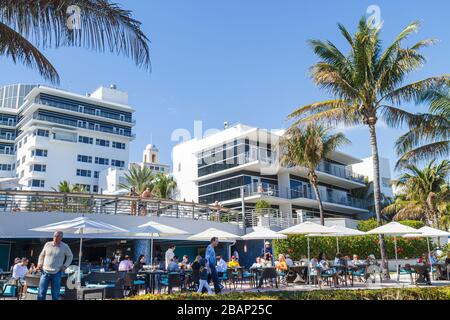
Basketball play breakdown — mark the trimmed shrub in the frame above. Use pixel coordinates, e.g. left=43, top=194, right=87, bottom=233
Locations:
left=125, top=287, right=450, bottom=300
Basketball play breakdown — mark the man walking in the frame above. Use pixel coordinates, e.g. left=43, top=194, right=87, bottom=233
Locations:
left=36, top=231, right=73, bottom=300
left=205, top=237, right=221, bottom=294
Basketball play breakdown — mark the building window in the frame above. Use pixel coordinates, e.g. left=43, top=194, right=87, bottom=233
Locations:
left=79, top=136, right=93, bottom=144
left=21, top=156, right=26, bottom=164
left=96, top=139, right=110, bottom=147
left=18, top=141, right=22, bottom=149
left=35, top=129, right=50, bottom=137
left=112, top=142, right=126, bottom=150
left=30, top=164, right=47, bottom=172
left=111, top=160, right=125, bottom=168
left=0, top=164, right=12, bottom=171
left=29, top=180, right=45, bottom=188
left=32, top=149, right=48, bottom=157
left=95, top=157, right=109, bottom=165
left=77, top=155, right=93, bottom=163
left=16, top=160, right=20, bottom=167
left=94, top=171, right=100, bottom=179
left=76, top=169, right=92, bottom=177
left=93, top=185, right=99, bottom=193
left=24, top=137, right=27, bottom=144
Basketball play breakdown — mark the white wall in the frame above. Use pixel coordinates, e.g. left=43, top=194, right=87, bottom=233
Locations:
left=172, top=140, right=199, bottom=202
left=352, top=156, right=394, bottom=198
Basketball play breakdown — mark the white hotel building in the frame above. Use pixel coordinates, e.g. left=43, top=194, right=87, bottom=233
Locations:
left=173, top=124, right=371, bottom=223
left=0, top=84, right=134, bottom=192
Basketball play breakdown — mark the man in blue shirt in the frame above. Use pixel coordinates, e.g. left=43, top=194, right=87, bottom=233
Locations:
left=205, top=237, right=221, bottom=294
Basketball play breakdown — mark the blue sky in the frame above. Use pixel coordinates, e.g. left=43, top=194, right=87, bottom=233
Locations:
left=1, top=0, right=449, bottom=178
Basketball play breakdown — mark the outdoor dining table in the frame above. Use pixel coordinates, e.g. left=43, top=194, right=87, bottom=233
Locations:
left=0, top=272, right=12, bottom=280
left=138, top=270, right=167, bottom=294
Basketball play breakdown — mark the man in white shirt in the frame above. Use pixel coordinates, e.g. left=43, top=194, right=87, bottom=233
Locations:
left=165, top=245, right=176, bottom=270
left=13, top=257, right=30, bottom=280
left=285, top=255, right=294, bottom=268
left=216, top=255, right=227, bottom=274
left=118, top=255, right=133, bottom=272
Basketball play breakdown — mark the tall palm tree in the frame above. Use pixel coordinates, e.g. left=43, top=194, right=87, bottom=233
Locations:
left=395, top=88, right=450, bottom=168
left=0, top=0, right=150, bottom=83
left=280, top=124, right=349, bottom=225
left=152, top=173, right=177, bottom=200
left=119, top=165, right=154, bottom=194
left=288, top=18, right=449, bottom=277
left=383, top=160, right=450, bottom=228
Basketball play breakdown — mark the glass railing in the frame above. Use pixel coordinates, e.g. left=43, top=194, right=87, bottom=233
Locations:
left=0, top=134, right=15, bottom=141
left=245, top=182, right=281, bottom=198
left=35, top=99, right=135, bottom=124
left=29, top=114, right=135, bottom=138
left=316, top=160, right=366, bottom=183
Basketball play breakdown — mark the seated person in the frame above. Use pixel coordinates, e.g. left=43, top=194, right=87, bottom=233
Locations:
left=118, top=255, right=134, bottom=272
left=351, top=254, right=363, bottom=266
left=191, top=255, right=201, bottom=271
left=334, top=253, right=348, bottom=267
left=227, top=256, right=240, bottom=268
left=418, top=254, right=432, bottom=285
left=318, top=253, right=338, bottom=286
left=168, top=256, right=180, bottom=272
left=261, top=253, right=274, bottom=267
left=109, top=258, right=119, bottom=271
left=12, top=257, right=31, bottom=295
left=181, top=255, right=190, bottom=268
left=276, top=254, right=288, bottom=274
left=216, top=256, right=228, bottom=276
left=250, top=257, right=263, bottom=270
left=285, top=255, right=294, bottom=268
left=132, top=255, right=146, bottom=273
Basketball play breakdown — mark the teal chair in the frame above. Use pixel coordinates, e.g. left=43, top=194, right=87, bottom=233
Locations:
left=1, top=282, right=19, bottom=300
left=398, top=265, right=415, bottom=284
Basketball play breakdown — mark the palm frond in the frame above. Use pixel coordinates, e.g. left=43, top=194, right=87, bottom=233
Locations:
left=0, top=21, right=59, bottom=83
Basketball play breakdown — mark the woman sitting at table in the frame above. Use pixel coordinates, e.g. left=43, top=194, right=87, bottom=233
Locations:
left=227, top=256, right=240, bottom=268
left=318, top=253, right=338, bottom=287
left=418, top=253, right=432, bottom=285
left=276, top=254, right=288, bottom=273
left=261, top=253, right=274, bottom=267
left=133, top=255, right=146, bottom=273
left=351, top=254, right=363, bottom=266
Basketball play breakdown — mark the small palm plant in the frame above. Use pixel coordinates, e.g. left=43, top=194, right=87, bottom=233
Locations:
left=119, top=166, right=154, bottom=194
left=152, top=173, right=177, bottom=200
left=280, top=124, right=349, bottom=225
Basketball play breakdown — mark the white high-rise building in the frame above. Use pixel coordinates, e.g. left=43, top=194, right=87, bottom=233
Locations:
left=0, top=83, right=135, bottom=192
left=173, top=124, right=370, bottom=221
left=351, top=156, right=394, bottom=198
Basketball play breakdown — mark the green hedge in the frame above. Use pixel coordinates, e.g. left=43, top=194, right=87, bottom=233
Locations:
left=274, top=220, right=429, bottom=260
left=125, top=287, right=450, bottom=300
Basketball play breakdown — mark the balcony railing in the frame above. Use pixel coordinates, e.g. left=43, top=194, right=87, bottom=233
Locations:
left=0, top=190, right=245, bottom=227
left=316, top=161, right=366, bottom=183
left=244, top=183, right=367, bottom=209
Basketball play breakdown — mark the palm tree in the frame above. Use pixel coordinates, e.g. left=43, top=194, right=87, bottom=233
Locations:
left=0, top=0, right=150, bottom=83
left=52, top=181, right=85, bottom=193
left=119, top=165, right=154, bottom=194
left=395, top=88, right=450, bottom=168
left=152, top=173, right=177, bottom=200
left=383, top=160, right=450, bottom=228
left=288, top=18, right=449, bottom=277
left=280, top=124, right=349, bottom=225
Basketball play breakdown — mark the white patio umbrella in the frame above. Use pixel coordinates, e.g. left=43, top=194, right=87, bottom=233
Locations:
left=30, top=217, right=128, bottom=286
left=307, top=225, right=366, bottom=253
left=187, top=228, right=241, bottom=241
left=242, top=227, right=287, bottom=257
left=278, top=222, right=335, bottom=283
left=135, top=221, right=189, bottom=265
left=367, top=222, right=421, bottom=279
left=403, top=226, right=450, bottom=266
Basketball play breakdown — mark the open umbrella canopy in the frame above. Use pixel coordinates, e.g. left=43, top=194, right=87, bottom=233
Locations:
left=278, top=222, right=335, bottom=235
left=307, top=225, right=366, bottom=237
left=188, top=228, right=241, bottom=241
left=403, top=226, right=450, bottom=238
left=366, top=222, right=421, bottom=236
left=30, top=217, right=129, bottom=234
left=242, top=227, right=287, bottom=240
left=137, top=221, right=188, bottom=237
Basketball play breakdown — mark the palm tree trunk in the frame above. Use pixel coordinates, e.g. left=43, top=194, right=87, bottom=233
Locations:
left=311, top=180, right=325, bottom=226
left=368, top=122, right=390, bottom=279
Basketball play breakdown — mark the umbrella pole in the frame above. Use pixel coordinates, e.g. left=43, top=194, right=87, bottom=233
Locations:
left=394, top=236, right=399, bottom=282
left=77, top=229, right=83, bottom=288
left=427, top=237, right=431, bottom=267
left=150, top=235, right=154, bottom=266
left=307, top=237, right=310, bottom=285
left=336, top=237, right=339, bottom=254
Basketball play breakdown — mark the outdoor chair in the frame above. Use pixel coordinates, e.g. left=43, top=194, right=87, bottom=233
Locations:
left=0, top=278, right=20, bottom=300
left=398, top=264, right=415, bottom=284
left=122, top=272, right=140, bottom=297
left=23, top=274, right=66, bottom=300
left=350, top=266, right=366, bottom=285
left=277, top=268, right=288, bottom=286
left=236, top=268, right=255, bottom=289
left=258, top=268, right=278, bottom=289
left=225, top=268, right=237, bottom=290
left=188, top=269, right=200, bottom=292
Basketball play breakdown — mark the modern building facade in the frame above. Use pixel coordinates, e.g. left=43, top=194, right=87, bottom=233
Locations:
left=351, top=156, right=395, bottom=198
left=173, top=124, right=370, bottom=222
left=0, top=83, right=135, bottom=192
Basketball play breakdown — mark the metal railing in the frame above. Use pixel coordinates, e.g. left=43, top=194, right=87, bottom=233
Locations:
left=0, top=190, right=244, bottom=227
left=317, top=161, right=366, bottom=183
